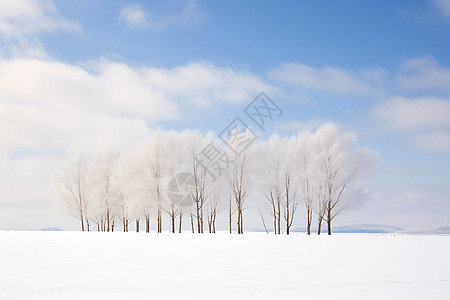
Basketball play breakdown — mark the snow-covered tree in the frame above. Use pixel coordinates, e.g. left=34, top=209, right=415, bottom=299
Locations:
left=55, top=124, right=375, bottom=235
left=308, top=124, right=376, bottom=235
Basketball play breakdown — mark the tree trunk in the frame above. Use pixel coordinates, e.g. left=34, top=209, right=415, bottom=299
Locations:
left=171, top=214, right=175, bottom=233
left=286, top=186, right=290, bottom=235
left=212, top=211, right=216, bottom=234
left=327, top=219, right=332, bottom=235
left=196, top=200, right=201, bottom=234
left=136, top=219, right=140, bottom=232
left=80, top=210, right=85, bottom=232
left=200, top=208, right=204, bottom=233
left=157, top=208, right=162, bottom=233
left=239, top=207, right=242, bottom=234
left=178, top=212, right=183, bottom=233
left=237, top=210, right=240, bottom=234
left=237, top=209, right=243, bottom=234
left=286, top=207, right=290, bottom=235
left=307, top=209, right=311, bottom=235
left=318, top=216, right=322, bottom=235
left=273, top=213, right=277, bottom=235
left=145, top=215, right=150, bottom=233
left=190, top=214, right=194, bottom=233
left=229, top=197, right=232, bottom=234
left=277, top=202, right=281, bottom=235
left=107, top=209, right=110, bottom=232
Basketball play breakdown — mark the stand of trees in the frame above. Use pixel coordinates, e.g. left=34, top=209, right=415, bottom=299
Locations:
left=55, top=124, right=376, bottom=235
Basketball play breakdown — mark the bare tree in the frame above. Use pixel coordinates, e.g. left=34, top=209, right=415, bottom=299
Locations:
left=191, top=155, right=209, bottom=233
left=150, top=154, right=163, bottom=233
left=98, top=156, right=117, bottom=232
left=282, top=166, right=298, bottom=235
left=118, top=193, right=129, bottom=232
left=264, top=157, right=282, bottom=234
left=319, top=147, right=373, bottom=235
left=320, top=148, right=339, bottom=235
left=166, top=198, right=180, bottom=233
left=206, top=195, right=218, bottom=233
left=55, top=155, right=89, bottom=231
left=300, top=154, right=314, bottom=235
left=314, top=176, right=327, bottom=235
left=135, top=151, right=163, bottom=233
left=90, top=203, right=104, bottom=232
left=143, top=201, right=151, bottom=233
left=229, top=153, right=249, bottom=234
left=115, top=153, right=143, bottom=233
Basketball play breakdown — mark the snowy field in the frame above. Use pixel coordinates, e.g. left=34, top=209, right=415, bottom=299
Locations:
left=1, top=231, right=450, bottom=300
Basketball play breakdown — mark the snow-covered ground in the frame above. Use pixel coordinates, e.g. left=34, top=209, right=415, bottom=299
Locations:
left=1, top=231, right=449, bottom=299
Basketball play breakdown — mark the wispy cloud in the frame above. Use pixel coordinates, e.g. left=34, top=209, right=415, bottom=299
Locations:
left=0, top=0, right=79, bottom=39
left=119, top=0, right=207, bottom=30
left=0, top=0, right=79, bottom=59
left=119, top=4, right=149, bottom=28
left=397, top=56, right=450, bottom=93
left=372, top=96, right=450, bottom=131
left=270, top=62, right=388, bottom=96
left=371, top=96, right=450, bottom=154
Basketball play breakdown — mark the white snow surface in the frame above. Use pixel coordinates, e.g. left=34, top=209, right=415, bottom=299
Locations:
left=1, top=231, right=449, bottom=299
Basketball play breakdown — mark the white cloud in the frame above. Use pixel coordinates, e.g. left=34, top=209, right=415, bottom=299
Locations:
left=270, top=62, right=388, bottom=96
left=0, top=58, right=269, bottom=154
left=397, top=56, right=450, bottom=92
left=119, top=4, right=149, bottom=28
left=371, top=96, right=450, bottom=154
left=0, top=0, right=78, bottom=39
left=362, top=55, right=450, bottom=155
left=143, top=61, right=269, bottom=107
left=371, top=96, right=450, bottom=131
left=119, top=0, right=207, bottom=30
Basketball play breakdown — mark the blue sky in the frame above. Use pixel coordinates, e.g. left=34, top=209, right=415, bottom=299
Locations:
left=0, top=0, right=450, bottom=230
left=45, top=0, right=450, bottom=69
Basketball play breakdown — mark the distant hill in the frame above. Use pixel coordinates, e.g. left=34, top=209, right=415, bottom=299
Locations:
left=38, top=227, right=63, bottom=231
left=292, top=224, right=403, bottom=234
left=407, top=226, right=450, bottom=235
